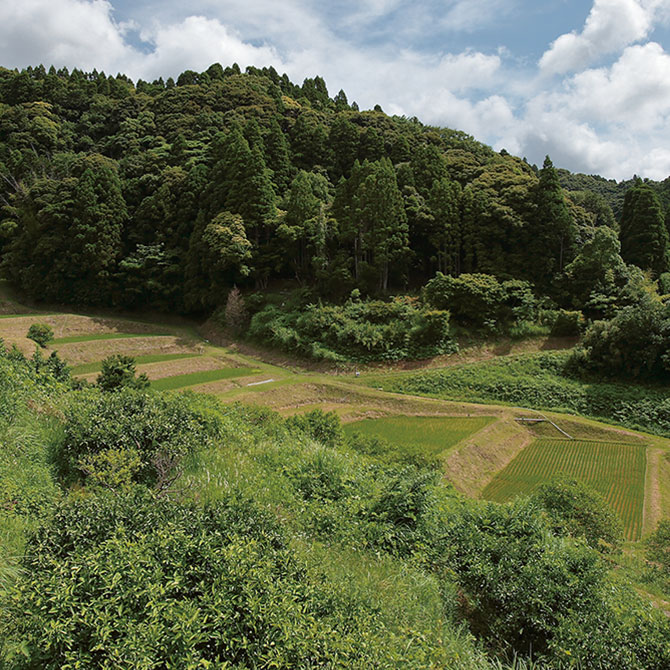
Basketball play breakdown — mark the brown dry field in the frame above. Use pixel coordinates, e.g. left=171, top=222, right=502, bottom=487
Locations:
left=78, top=355, right=227, bottom=383
left=53, top=336, right=203, bottom=366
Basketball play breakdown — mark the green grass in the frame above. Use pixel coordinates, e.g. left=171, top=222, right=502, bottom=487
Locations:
left=72, top=353, right=201, bottom=375
left=53, top=332, right=167, bottom=344
left=482, top=439, right=647, bottom=540
left=373, top=351, right=670, bottom=439
left=151, top=367, right=259, bottom=391
left=344, top=415, right=493, bottom=459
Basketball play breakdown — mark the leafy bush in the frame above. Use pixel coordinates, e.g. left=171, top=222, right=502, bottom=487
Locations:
left=0, top=491, right=470, bottom=669
left=97, top=354, right=150, bottom=391
left=531, top=476, right=623, bottom=552
left=568, top=295, right=670, bottom=380
left=547, top=309, right=584, bottom=336
left=54, top=388, right=223, bottom=489
left=423, top=273, right=537, bottom=332
left=26, top=323, right=53, bottom=348
left=285, top=408, right=344, bottom=448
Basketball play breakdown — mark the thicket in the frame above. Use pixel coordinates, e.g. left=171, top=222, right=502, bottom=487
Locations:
left=244, top=292, right=456, bottom=362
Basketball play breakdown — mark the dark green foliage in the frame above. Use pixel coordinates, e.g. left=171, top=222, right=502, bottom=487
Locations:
left=26, top=323, right=53, bottom=347
left=423, top=272, right=537, bottom=332
left=568, top=293, right=670, bottom=380
left=620, top=180, right=670, bottom=276
left=247, top=294, right=455, bottom=362
left=439, top=499, right=606, bottom=657
left=532, top=476, right=624, bottom=552
left=96, top=354, right=150, bottom=391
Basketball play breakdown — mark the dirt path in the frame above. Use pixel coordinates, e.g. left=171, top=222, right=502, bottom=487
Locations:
left=644, top=448, right=665, bottom=537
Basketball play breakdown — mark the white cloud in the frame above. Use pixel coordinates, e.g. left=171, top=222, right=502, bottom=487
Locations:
left=0, top=0, right=130, bottom=73
left=132, top=16, right=282, bottom=82
left=539, top=0, right=669, bottom=74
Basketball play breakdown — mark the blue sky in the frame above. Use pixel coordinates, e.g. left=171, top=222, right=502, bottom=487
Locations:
left=2, top=1, right=670, bottom=180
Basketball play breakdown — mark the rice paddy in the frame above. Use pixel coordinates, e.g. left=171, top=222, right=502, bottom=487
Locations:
left=151, top=367, right=260, bottom=391
left=482, top=438, right=647, bottom=540
left=344, top=415, right=493, bottom=459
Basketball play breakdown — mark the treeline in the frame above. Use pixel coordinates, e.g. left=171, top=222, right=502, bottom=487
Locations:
left=1, top=62, right=669, bottom=317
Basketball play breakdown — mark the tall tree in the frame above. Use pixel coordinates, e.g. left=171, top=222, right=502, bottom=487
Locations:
left=428, top=177, right=462, bottom=275
left=529, top=156, right=574, bottom=288
left=620, top=179, right=670, bottom=276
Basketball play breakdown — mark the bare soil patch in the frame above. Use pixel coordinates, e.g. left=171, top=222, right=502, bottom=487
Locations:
left=54, top=336, right=203, bottom=366
left=137, top=356, right=227, bottom=381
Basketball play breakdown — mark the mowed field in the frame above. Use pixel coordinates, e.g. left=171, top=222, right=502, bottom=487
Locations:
left=482, top=438, right=647, bottom=540
left=344, top=415, right=494, bottom=459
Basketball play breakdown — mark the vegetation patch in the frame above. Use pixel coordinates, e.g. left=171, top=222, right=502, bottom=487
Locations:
left=482, top=439, right=647, bottom=540
left=150, top=367, right=259, bottom=391
left=344, top=415, right=493, bottom=459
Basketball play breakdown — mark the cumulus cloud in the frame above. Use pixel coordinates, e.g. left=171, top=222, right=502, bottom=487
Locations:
left=0, top=0, right=130, bottom=73
left=539, top=0, right=669, bottom=74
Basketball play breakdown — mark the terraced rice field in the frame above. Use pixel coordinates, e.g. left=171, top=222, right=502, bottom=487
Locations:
left=482, top=438, right=647, bottom=540
left=151, top=367, right=260, bottom=391
left=344, top=415, right=493, bottom=459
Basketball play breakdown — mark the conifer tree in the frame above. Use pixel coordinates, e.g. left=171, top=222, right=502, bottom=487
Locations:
left=620, top=180, right=670, bottom=276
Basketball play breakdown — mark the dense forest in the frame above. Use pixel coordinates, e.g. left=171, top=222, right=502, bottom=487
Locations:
left=1, top=63, right=670, bottom=309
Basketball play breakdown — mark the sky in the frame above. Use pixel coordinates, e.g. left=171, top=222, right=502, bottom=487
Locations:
left=2, top=0, right=670, bottom=180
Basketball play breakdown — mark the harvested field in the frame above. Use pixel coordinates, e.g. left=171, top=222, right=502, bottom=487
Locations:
left=53, top=336, right=203, bottom=366
left=482, top=439, right=647, bottom=540
left=151, top=367, right=259, bottom=391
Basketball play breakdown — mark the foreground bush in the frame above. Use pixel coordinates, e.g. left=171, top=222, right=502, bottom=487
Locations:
left=0, top=491, right=474, bottom=669
left=54, top=388, right=223, bottom=489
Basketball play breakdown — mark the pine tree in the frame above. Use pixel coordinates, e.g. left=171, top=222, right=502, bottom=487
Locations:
left=428, top=177, right=462, bottom=275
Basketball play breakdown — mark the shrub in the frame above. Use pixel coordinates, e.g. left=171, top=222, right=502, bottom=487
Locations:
left=0, top=491, right=465, bottom=669
left=548, top=309, right=583, bottom=336
left=285, top=409, right=344, bottom=448
left=97, top=354, right=150, bottom=391
left=54, top=388, right=223, bottom=489
left=532, top=476, right=624, bottom=552
left=26, top=323, right=53, bottom=348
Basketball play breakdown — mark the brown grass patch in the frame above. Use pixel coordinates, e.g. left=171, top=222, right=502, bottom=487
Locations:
left=54, top=336, right=203, bottom=366
left=186, top=379, right=239, bottom=395
left=442, top=416, right=532, bottom=498
left=137, top=356, right=227, bottom=381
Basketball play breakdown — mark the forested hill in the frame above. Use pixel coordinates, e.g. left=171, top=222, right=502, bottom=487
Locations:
left=0, top=62, right=669, bottom=316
